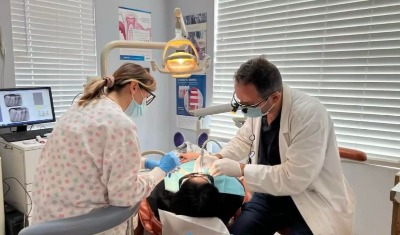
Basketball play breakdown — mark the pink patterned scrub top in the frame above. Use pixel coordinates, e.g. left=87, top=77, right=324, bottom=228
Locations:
left=32, top=97, right=158, bottom=234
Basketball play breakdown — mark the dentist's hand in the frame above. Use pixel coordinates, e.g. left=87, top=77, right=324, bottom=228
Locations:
left=144, top=159, right=160, bottom=170
left=193, top=154, right=219, bottom=172
left=209, top=158, right=243, bottom=177
left=158, top=152, right=181, bottom=174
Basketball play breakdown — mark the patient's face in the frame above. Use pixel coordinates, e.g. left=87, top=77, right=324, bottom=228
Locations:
left=187, top=176, right=209, bottom=184
left=179, top=173, right=214, bottom=188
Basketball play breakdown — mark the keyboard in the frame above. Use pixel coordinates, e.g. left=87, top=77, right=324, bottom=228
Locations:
left=0, top=128, right=53, bottom=142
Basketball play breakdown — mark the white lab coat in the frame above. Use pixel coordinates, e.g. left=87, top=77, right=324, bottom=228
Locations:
left=220, top=84, right=355, bottom=235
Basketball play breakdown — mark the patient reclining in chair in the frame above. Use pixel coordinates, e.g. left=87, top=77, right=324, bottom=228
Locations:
left=146, top=159, right=245, bottom=225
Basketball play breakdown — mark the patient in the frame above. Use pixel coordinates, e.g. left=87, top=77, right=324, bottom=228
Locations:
left=146, top=164, right=245, bottom=225
left=170, top=173, right=223, bottom=219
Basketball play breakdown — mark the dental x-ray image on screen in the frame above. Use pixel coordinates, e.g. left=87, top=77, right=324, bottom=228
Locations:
left=4, top=94, right=22, bottom=107
left=0, top=87, right=55, bottom=129
left=9, top=107, right=30, bottom=122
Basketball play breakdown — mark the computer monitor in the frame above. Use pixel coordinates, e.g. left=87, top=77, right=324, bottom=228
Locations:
left=0, top=87, right=56, bottom=131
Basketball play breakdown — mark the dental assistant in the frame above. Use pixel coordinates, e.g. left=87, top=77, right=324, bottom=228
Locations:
left=32, top=63, right=180, bottom=235
left=207, top=56, right=355, bottom=235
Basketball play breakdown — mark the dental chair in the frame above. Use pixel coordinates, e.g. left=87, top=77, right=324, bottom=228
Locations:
left=138, top=147, right=366, bottom=235
left=138, top=179, right=251, bottom=235
left=18, top=204, right=140, bottom=235
left=138, top=150, right=251, bottom=235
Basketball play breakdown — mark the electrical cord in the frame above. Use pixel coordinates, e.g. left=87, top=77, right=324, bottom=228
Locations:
left=71, top=92, right=82, bottom=105
left=3, top=180, right=10, bottom=198
left=247, top=118, right=256, bottom=164
left=3, top=177, right=33, bottom=218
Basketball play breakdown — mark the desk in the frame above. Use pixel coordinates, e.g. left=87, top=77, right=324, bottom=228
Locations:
left=391, top=172, right=400, bottom=235
left=0, top=139, right=43, bottom=224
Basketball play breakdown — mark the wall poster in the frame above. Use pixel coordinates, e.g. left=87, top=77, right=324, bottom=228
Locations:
left=118, top=7, right=152, bottom=61
left=183, top=13, right=207, bottom=60
left=176, top=75, right=206, bottom=130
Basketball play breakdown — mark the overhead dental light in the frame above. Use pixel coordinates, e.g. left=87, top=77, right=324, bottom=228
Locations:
left=150, top=8, right=210, bottom=78
left=97, top=8, right=210, bottom=80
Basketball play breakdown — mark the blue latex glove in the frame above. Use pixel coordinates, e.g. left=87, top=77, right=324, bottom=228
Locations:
left=144, top=159, right=160, bottom=170
left=158, top=151, right=181, bottom=174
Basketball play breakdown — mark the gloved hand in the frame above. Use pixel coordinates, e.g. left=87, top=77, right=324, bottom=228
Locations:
left=193, top=154, right=219, bottom=172
left=144, top=158, right=160, bottom=170
left=158, top=151, right=181, bottom=174
left=209, top=158, right=242, bottom=177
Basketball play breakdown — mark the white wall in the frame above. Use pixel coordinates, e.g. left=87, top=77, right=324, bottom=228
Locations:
left=95, top=0, right=172, bottom=152
left=0, top=0, right=17, bottom=135
left=0, top=0, right=16, bottom=89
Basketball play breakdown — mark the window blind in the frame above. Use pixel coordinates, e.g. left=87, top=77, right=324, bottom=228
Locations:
left=10, top=0, right=97, bottom=119
left=212, top=0, right=400, bottom=162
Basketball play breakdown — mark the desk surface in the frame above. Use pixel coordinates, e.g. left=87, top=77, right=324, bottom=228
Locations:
left=0, top=138, right=45, bottom=150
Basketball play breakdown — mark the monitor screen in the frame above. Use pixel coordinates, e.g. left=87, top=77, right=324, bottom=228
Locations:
left=0, top=87, right=56, bottom=128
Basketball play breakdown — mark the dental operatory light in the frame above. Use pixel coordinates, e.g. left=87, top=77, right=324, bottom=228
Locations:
left=150, top=8, right=210, bottom=78
left=98, top=8, right=210, bottom=80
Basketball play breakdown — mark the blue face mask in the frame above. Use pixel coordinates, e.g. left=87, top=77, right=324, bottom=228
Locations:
left=242, top=100, right=274, bottom=118
left=124, top=91, right=147, bottom=118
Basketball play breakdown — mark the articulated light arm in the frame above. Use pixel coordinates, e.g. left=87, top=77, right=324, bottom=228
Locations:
left=98, top=8, right=210, bottom=81
left=100, top=41, right=166, bottom=77
left=174, top=8, right=188, bottom=40
left=152, top=8, right=211, bottom=78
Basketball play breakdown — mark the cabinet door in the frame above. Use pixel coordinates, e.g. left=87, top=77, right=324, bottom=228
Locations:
left=0, top=142, right=27, bottom=215
left=24, top=148, right=42, bottom=187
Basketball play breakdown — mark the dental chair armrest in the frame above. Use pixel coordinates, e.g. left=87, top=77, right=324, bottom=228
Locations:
left=138, top=199, right=162, bottom=235
left=339, top=147, right=367, bottom=162
left=19, top=204, right=140, bottom=235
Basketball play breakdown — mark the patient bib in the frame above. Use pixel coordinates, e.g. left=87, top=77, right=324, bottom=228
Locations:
left=159, top=209, right=230, bottom=235
left=164, top=161, right=245, bottom=196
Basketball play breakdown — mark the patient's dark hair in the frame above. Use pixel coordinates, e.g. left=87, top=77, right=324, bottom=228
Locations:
left=169, top=178, right=223, bottom=219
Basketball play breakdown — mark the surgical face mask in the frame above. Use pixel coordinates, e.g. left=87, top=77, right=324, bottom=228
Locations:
left=124, top=89, right=147, bottom=118
left=242, top=98, right=274, bottom=118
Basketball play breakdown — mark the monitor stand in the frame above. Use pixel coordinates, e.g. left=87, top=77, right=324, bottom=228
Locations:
left=15, top=125, right=27, bottom=132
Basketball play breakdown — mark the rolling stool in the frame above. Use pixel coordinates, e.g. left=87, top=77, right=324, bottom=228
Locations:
left=18, top=204, right=140, bottom=235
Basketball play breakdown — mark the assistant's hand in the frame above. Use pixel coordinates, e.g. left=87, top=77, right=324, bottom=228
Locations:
left=144, top=159, right=160, bottom=170
left=158, top=151, right=181, bottom=174
left=179, top=152, right=199, bottom=163
left=209, top=158, right=242, bottom=177
left=194, top=154, right=219, bottom=172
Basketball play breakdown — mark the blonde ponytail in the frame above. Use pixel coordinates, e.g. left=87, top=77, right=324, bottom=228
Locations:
left=77, top=62, right=157, bottom=107
left=78, top=79, right=107, bottom=107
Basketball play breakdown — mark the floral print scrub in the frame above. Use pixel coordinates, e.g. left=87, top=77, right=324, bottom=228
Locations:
left=32, top=97, right=158, bottom=234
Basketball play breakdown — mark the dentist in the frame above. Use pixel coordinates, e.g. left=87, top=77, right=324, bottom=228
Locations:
left=206, top=56, right=354, bottom=235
